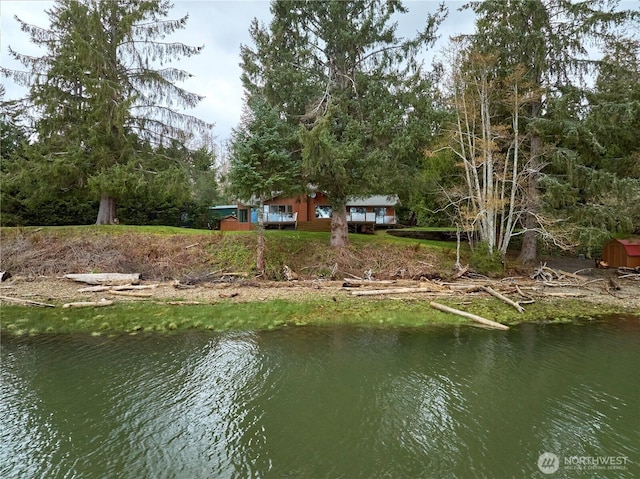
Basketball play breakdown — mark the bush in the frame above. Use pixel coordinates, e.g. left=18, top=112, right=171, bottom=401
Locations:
left=470, top=241, right=504, bottom=277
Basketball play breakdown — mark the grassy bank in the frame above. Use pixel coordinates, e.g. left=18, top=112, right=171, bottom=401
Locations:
left=2, top=225, right=637, bottom=336
left=0, top=225, right=457, bottom=281
left=1, top=296, right=632, bottom=337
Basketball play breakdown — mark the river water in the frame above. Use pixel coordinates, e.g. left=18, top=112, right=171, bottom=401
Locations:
left=1, top=316, right=638, bottom=478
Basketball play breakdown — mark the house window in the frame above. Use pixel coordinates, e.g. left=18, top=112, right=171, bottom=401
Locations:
left=269, top=205, right=293, bottom=215
left=349, top=207, right=366, bottom=221
left=238, top=209, right=248, bottom=223
left=266, top=204, right=293, bottom=221
left=315, top=205, right=332, bottom=219
left=374, top=207, right=386, bottom=218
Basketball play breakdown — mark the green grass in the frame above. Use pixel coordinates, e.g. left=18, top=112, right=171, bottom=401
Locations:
left=1, top=297, right=634, bottom=337
left=374, top=232, right=458, bottom=250
left=3, top=225, right=456, bottom=247
left=389, top=226, right=457, bottom=232
left=3, top=224, right=213, bottom=236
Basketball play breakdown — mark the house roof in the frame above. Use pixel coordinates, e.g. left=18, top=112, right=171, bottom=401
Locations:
left=617, top=239, right=640, bottom=257
left=346, top=195, right=399, bottom=207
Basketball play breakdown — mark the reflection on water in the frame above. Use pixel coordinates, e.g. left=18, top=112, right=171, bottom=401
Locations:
left=1, top=316, right=639, bottom=478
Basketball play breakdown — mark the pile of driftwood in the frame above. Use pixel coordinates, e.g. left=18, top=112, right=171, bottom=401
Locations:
left=529, top=262, right=592, bottom=285
left=0, top=273, right=150, bottom=308
left=617, top=266, right=640, bottom=280
left=175, top=270, right=248, bottom=287
left=530, top=262, right=640, bottom=294
left=341, top=278, right=541, bottom=330
left=62, top=273, right=155, bottom=307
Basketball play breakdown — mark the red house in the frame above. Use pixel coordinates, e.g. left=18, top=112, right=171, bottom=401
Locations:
left=215, top=192, right=398, bottom=232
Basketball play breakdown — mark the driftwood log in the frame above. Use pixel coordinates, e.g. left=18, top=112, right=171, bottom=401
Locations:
left=557, top=270, right=589, bottom=282
left=78, top=284, right=158, bottom=293
left=343, top=279, right=397, bottom=287
left=617, top=266, right=640, bottom=280
left=108, top=290, right=153, bottom=298
left=429, top=301, right=509, bottom=330
left=0, top=295, right=55, bottom=308
left=480, top=286, right=525, bottom=313
left=351, top=286, right=440, bottom=297
left=62, top=298, right=114, bottom=308
left=64, top=273, right=140, bottom=285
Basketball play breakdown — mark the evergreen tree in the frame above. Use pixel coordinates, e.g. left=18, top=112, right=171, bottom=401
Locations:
left=1, top=86, right=31, bottom=226
left=2, top=0, right=212, bottom=225
left=464, top=0, right=639, bottom=261
left=240, top=0, right=445, bottom=247
left=228, top=94, right=300, bottom=276
left=540, top=38, right=640, bottom=254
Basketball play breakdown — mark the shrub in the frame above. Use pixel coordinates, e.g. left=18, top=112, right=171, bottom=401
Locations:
left=470, top=241, right=504, bottom=277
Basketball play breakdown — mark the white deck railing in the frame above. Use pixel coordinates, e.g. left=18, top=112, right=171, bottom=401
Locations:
left=264, top=211, right=298, bottom=223
left=346, top=213, right=396, bottom=224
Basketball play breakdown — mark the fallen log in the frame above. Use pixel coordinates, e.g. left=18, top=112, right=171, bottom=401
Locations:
left=542, top=281, right=577, bottom=288
left=446, top=284, right=484, bottom=293
left=63, top=298, right=114, bottom=308
left=78, top=284, right=158, bottom=293
left=557, top=270, right=589, bottom=282
left=0, top=295, right=55, bottom=308
left=531, top=263, right=556, bottom=282
left=343, top=273, right=363, bottom=280
left=453, top=265, right=469, bottom=279
left=617, top=266, right=640, bottom=280
left=114, top=284, right=157, bottom=291
left=480, top=286, right=525, bottom=313
left=78, top=285, right=112, bottom=293
left=542, top=292, right=586, bottom=298
left=429, top=301, right=509, bottom=330
left=64, top=273, right=140, bottom=285
left=108, top=290, right=153, bottom=298
left=351, top=287, right=438, bottom=296
left=343, top=279, right=396, bottom=286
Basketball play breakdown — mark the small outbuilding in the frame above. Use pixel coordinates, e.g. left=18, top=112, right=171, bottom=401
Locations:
left=602, top=238, right=640, bottom=268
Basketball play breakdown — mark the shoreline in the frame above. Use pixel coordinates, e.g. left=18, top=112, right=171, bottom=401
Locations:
left=2, top=276, right=638, bottom=336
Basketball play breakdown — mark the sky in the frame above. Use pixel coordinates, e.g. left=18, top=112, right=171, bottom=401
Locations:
left=1, top=1, right=475, bottom=143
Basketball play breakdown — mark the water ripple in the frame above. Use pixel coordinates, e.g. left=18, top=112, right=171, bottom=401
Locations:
left=1, top=318, right=638, bottom=478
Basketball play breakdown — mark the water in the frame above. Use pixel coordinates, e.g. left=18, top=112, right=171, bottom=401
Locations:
left=2, top=316, right=639, bottom=478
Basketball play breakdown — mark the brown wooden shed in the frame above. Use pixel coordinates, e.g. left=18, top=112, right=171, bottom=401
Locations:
left=602, top=239, right=640, bottom=268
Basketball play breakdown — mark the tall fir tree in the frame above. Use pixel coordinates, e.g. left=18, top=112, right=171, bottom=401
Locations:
left=540, top=38, right=640, bottom=254
left=2, top=0, right=212, bottom=225
left=240, top=0, right=445, bottom=247
left=228, top=94, right=300, bottom=276
left=464, top=0, right=639, bottom=261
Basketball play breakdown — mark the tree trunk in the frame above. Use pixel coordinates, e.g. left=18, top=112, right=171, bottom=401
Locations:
left=330, top=203, right=349, bottom=248
left=519, top=132, right=542, bottom=263
left=96, top=194, right=117, bottom=225
left=256, top=198, right=266, bottom=277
